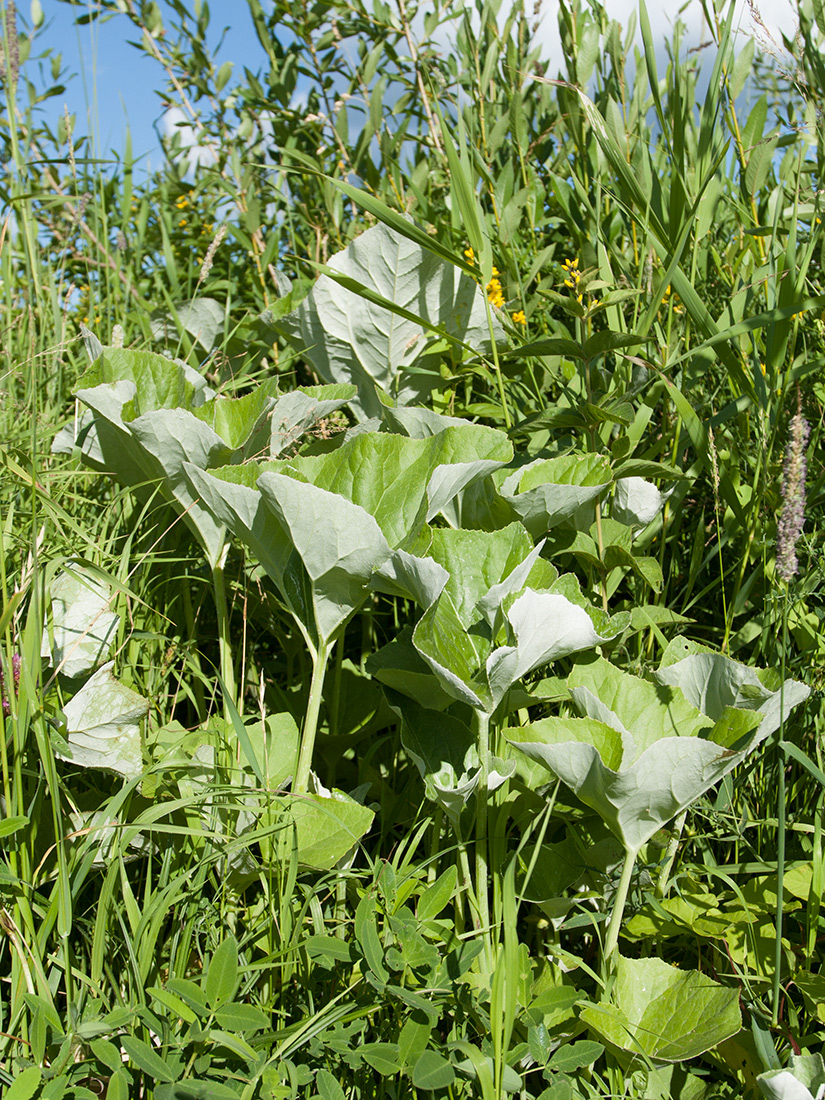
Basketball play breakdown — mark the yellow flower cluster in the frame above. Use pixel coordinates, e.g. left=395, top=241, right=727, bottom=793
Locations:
left=562, top=257, right=583, bottom=303
left=512, top=310, right=526, bottom=325
left=486, top=268, right=504, bottom=308
left=661, top=284, right=683, bottom=314
left=463, top=247, right=505, bottom=308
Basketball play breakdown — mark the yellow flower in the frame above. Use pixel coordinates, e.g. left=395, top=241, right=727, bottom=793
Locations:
left=178, top=218, right=187, bottom=228
left=175, top=195, right=188, bottom=209
left=512, top=310, right=526, bottom=324
left=760, top=362, right=767, bottom=376
left=464, top=246, right=475, bottom=261
left=486, top=277, right=504, bottom=308
left=562, top=257, right=582, bottom=291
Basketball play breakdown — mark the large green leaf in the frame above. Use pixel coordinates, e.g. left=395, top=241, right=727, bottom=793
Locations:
left=284, top=790, right=374, bottom=870
left=59, top=663, right=148, bottom=780
left=408, top=526, right=627, bottom=715
left=66, top=350, right=353, bottom=570
left=188, top=427, right=509, bottom=650
left=257, top=471, right=392, bottom=646
left=78, top=347, right=212, bottom=412
left=42, top=565, right=119, bottom=678
left=758, top=1054, right=825, bottom=1100
left=278, top=220, right=503, bottom=418
left=655, top=635, right=811, bottom=738
left=498, top=454, right=613, bottom=538
left=281, top=425, right=511, bottom=546
left=387, top=692, right=513, bottom=822
left=580, top=955, right=741, bottom=1061
left=507, top=653, right=803, bottom=853
left=68, top=350, right=274, bottom=567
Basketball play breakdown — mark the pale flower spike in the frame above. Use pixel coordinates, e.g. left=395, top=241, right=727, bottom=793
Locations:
left=776, top=393, right=810, bottom=582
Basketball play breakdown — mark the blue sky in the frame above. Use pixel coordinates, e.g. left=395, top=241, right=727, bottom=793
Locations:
left=32, top=0, right=797, bottom=175
left=34, top=1, right=262, bottom=172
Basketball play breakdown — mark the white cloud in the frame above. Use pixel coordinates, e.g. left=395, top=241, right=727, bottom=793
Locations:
left=162, top=106, right=217, bottom=172
left=530, top=0, right=800, bottom=75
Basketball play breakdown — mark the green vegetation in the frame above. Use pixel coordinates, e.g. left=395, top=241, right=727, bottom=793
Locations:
left=1, top=0, right=824, bottom=1095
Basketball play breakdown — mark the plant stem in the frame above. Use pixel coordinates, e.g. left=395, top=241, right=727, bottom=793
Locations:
left=772, top=591, right=789, bottom=1027
left=473, top=709, right=492, bottom=965
left=656, top=811, right=686, bottom=898
left=293, top=639, right=331, bottom=795
left=604, top=846, right=636, bottom=963
left=212, top=543, right=236, bottom=723
left=483, top=297, right=511, bottom=430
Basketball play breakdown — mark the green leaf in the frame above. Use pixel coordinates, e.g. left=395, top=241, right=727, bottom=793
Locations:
left=582, top=331, right=647, bottom=358
left=42, top=565, right=119, bottom=677
left=5, top=1067, right=42, bottom=1100
left=412, top=1050, right=456, bottom=1090
left=507, top=656, right=768, bottom=853
left=278, top=221, right=503, bottom=419
left=147, top=986, right=198, bottom=1025
left=418, top=866, right=458, bottom=920
left=305, top=935, right=357, bottom=964
left=189, top=426, right=509, bottom=651
left=122, top=1035, right=178, bottom=1082
left=360, top=1041, right=402, bottom=1076
left=213, top=1003, right=270, bottom=1032
left=285, top=790, right=374, bottom=870
left=315, top=1070, right=346, bottom=1100
left=548, top=1040, right=604, bottom=1072
left=58, top=662, right=149, bottom=780
left=68, top=348, right=280, bottom=569
left=580, top=955, right=741, bottom=1061
left=165, top=979, right=209, bottom=1016
left=0, top=815, right=29, bottom=838
left=355, top=896, right=389, bottom=985
left=398, top=1017, right=432, bottom=1069
left=158, top=1081, right=241, bottom=1099
left=410, top=526, right=626, bottom=715
left=498, top=454, right=612, bottom=537
left=204, top=935, right=239, bottom=1009
left=655, top=636, right=810, bottom=738
left=103, top=1069, right=131, bottom=1100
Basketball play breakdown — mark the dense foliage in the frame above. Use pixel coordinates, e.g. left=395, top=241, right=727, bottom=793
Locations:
left=1, top=0, right=824, bottom=1096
